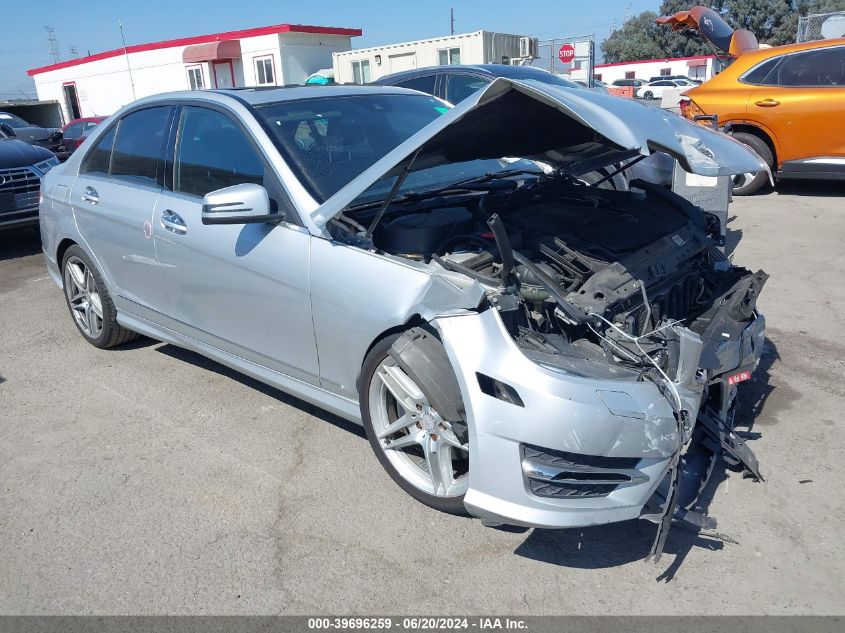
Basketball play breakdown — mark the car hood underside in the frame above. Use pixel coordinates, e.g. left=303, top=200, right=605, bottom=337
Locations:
left=311, top=77, right=767, bottom=229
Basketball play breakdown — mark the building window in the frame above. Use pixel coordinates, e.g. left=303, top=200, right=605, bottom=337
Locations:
left=352, top=59, right=371, bottom=84
left=438, top=47, right=461, bottom=65
left=660, top=67, right=672, bottom=76
left=625, top=71, right=635, bottom=79
left=187, top=66, right=204, bottom=90
left=594, top=73, right=602, bottom=81
left=255, top=56, right=275, bottom=86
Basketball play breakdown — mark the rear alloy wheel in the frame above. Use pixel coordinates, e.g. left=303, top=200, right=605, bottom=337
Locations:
left=731, top=132, right=773, bottom=196
left=62, top=245, right=139, bottom=348
left=643, top=91, right=653, bottom=100
left=361, top=335, right=470, bottom=515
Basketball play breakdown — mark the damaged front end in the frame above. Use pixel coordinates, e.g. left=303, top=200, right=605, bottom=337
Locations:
left=316, top=78, right=770, bottom=554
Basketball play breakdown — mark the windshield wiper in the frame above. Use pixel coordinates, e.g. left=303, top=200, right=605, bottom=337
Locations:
left=348, top=168, right=543, bottom=214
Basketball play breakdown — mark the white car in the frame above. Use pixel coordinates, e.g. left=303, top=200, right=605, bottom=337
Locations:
left=637, top=79, right=691, bottom=100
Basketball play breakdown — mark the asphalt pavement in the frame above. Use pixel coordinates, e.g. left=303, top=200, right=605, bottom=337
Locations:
left=1, top=181, right=843, bottom=615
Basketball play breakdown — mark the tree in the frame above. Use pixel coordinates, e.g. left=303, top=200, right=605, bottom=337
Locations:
left=601, top=0, right=845, bottom=63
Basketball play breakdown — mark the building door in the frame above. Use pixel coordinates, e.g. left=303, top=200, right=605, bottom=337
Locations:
left=62, top=83, right=81, bottom=120
left=213, top=61, right=234, bottom=88
left=388, top=53, right=417, bottom=74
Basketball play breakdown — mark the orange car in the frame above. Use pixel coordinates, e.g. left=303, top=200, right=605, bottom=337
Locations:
left=659, top=7, right=845, bottom=195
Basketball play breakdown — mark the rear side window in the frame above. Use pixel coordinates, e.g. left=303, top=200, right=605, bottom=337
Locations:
left=741, top=56, right=782, bottom=85
left=110, top=106, right=173, bottom=186
left=80, top=125, right=116, bottom=175
left=776, top=46, right=845, bottom=86
left=174, top=106, right=265, bottom=197
left=396, top=74, right=437, bottom=96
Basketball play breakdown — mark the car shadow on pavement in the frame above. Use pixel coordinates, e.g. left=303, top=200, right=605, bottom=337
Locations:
left=724, top=215, right=742, bottom=258
left=0, top=227, right=42, bottom=261
left=773, top=180, right=845, bottom=197
left=513, top=337, right=778, bottom=579
left=154, top=343, right=366, bottom=439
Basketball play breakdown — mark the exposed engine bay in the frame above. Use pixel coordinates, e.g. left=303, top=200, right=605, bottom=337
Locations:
left=331, top=171, right=768, bottom=557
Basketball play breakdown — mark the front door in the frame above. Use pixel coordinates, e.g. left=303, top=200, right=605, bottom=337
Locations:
left=213, top=61, right=234, bottom=89
left=71, top=106, right=175, bottom=320
left=152, top=104, right=320, bottom=384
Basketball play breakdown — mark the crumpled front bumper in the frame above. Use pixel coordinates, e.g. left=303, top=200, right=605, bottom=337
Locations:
left=434, top=305, right=765, bottom=529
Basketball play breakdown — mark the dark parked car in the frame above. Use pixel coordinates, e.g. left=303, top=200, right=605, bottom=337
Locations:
left=0, top=112, right=67, bottom=161
left=611, top=78, right=646, bottom=87
left=61, top=116, right=107, bottom=155
left=372, top=64, right=584, bottom=104
left=0, top=125, right=59, bottom=230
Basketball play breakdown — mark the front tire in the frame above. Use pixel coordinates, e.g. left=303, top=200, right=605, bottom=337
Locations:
left=643, top=90, right=653, bottom=100
left=360, top=331, right=470, bottom=516
left=62, top=245, right=139, bottom=348
left=731, top=132, right=773, bottom=196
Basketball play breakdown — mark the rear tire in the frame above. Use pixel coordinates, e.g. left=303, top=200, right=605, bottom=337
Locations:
left=61, top=245, right=139, bottom=349
left=731, top=132, right=773, bottom=196
left=643, top=91, right=653, bottom=100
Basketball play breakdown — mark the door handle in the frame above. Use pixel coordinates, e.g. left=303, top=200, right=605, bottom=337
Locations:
left=754, top=98, right=780, bottom=108
left=161, top=210, right=187, bottom=235
left=81, top=186, right=99, bottom=204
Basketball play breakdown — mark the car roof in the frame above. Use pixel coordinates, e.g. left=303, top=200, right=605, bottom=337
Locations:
left=373, top=64, right=566, bottom=84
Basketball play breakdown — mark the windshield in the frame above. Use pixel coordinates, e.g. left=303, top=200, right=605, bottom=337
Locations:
left=255, top=94, right=450, bottom=202
left=0, top=113, right=32, bottom=129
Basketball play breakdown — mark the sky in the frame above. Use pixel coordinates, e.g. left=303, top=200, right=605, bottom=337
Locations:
left=1, top=0, right=657, bottom=98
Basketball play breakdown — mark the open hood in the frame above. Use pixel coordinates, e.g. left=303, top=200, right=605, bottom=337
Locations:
left=656, top=5, right=758, bottom=57
left=311, top=77, right=767, bottom=229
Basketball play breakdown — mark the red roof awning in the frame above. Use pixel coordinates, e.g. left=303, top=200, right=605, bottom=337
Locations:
left=183, top=39, right=241, bottom=63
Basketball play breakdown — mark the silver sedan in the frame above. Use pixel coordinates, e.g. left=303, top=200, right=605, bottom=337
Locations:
left=39, top=80, right=768, bottom=555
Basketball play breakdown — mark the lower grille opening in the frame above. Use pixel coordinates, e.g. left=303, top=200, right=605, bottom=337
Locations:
left=521, top=443, right=647, bottom=499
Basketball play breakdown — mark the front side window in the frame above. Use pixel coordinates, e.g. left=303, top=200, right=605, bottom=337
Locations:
left=352, top=60, right=371, bottom=85
left=438, top=47, right=461, bottom=65
left=174, top=106, right=265, bottom=197
left=445, top=74, right=489, bottom=104
left=255, top=94, right=447, bottom=202
left=255, top=56, right=275, bottom=85
left=187, top=66, right=204, bottom=90
left=396, top=74, right=437, bottom=96
left=110, top=106, right=173, bottom=186
left=80, top=125, right=116, bottom=175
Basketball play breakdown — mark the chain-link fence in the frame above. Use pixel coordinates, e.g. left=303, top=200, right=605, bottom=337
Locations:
left=797, top=11, right=845, bottom=42
left=528, top=37, right=594, bottom=76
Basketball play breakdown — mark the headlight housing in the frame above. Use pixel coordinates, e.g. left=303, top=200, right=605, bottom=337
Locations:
left=33, top=155, right=60, bottom=174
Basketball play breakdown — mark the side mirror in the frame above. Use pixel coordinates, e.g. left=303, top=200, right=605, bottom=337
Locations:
left=201, top=183, right=284, bottom=225
left=0, top=122, right=16, bottom=137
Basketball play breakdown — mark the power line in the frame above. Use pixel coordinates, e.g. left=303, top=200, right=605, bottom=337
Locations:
left=45, top=26, right=61, bottom=64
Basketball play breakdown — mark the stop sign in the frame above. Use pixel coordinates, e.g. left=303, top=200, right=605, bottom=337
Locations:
left=558, top=43, right=575, bottom=63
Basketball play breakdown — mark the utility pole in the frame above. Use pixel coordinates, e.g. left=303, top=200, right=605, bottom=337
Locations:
left=68, top=45, right=79, bottom=58
left=119, top=20, right=137, bottom=101
left=450, top=8, right=455, bottom=35
left=45, top=26, right=61, bottom=64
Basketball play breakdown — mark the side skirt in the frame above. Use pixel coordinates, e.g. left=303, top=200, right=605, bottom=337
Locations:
left=117, top=311, right=363, bottom=425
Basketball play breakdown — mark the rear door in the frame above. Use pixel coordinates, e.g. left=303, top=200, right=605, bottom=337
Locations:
left=152, top=104, right=319, bottom=384
left=71, top=106, right=175, bottom=321
left=747, top=44, right=845, bottom=166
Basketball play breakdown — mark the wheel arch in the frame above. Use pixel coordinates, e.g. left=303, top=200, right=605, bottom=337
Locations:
left=726, top=122, right=779, bottom=170
left=56, top=237, right=79, bottom=277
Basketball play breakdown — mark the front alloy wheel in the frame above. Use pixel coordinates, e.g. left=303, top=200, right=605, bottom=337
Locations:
left=361, top=333, right=470, bottom=515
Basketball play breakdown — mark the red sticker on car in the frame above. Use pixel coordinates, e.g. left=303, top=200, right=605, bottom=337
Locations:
left=727, top=370, right=751, bottom=385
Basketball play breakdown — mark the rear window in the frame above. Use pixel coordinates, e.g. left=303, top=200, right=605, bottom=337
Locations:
left=255, top=94, right=446, bottom=202
left=80, top=126, right=116, bottom=175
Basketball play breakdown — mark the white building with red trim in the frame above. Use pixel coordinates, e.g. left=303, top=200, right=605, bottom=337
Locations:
left=568, top=55, right=718, bottom=84
left=27, top=23, right=362, bottom=122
